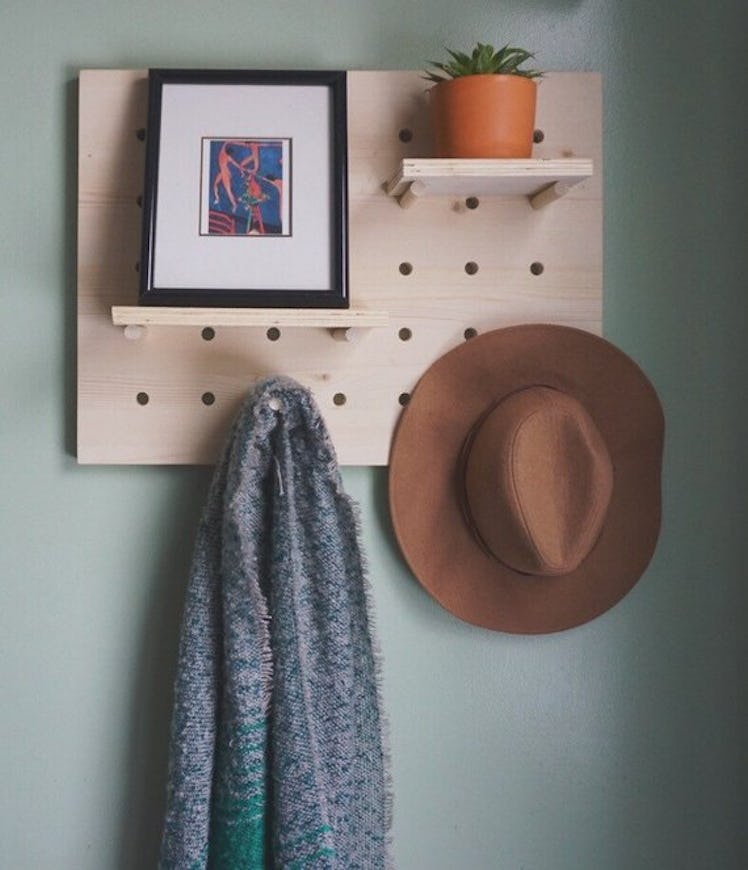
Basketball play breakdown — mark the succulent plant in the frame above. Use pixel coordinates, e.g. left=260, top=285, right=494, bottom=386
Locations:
left=424, top=42, right=542, bottom=84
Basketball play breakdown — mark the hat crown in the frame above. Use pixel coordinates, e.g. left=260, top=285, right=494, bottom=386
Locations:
left=464, top=386, right=614, bottom=576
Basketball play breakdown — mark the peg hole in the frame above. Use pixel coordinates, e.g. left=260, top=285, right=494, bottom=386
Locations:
left=136, top=392, right=149, bottom=406
left=533, top=129, right=545, bottom=143
left=201, top=392, right=216, bottom=406
left=398, top=128, right=413, bottom=143
left=465, top=261, right=479, bottom=275
left=530, top=261, right=545, bottom=276
left=333, top=392, right=347, bottom=406
left=465, top=197, right=480, bottom=210
left=266, top=327, right=281, bottom=341
left=398, top=392, right=411, bottom=406
left=398, top=327, right=412, bottom=341
left=201, top=327, right=215, bottom=341
left=399, top=262, right=413, bottom=276
left=464, top=327, right=478, bottom=340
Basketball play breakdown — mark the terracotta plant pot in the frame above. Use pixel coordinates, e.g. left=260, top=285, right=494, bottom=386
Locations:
left=430, top=74, right=538, bottom=158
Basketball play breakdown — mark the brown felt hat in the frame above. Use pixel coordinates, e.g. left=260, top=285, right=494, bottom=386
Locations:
left=389, top=324, right=664, bottom=634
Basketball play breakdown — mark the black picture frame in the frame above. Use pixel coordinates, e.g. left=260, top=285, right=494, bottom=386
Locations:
left=139, top=68, right=348, bottom=308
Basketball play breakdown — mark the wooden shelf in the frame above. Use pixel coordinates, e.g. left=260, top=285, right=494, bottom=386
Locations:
left=385, top=158, right=593, bottom=209
left=112, top=304, right=387, bottom=326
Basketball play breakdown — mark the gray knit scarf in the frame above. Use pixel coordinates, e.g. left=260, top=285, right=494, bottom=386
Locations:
left=159, top=376, right=391, bottom=868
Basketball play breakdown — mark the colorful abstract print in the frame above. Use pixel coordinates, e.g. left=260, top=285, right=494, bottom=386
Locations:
left=202, top=138, right=289, bottom=237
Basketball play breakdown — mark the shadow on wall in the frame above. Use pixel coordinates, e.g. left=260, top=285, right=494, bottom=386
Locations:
left=114, top=468, right=212, bottom=869
left=510, top=0, right=584, bottom=6
left=64, top=77, right=77, bottom=457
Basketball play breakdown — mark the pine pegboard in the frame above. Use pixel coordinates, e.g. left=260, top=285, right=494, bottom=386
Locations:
left=77, top=70, right=601, bottom=465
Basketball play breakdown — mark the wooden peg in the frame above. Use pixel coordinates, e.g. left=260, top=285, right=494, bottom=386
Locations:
left=123, top=324, right=146, bottom=340
left=398, top=179, right=427, bottom=209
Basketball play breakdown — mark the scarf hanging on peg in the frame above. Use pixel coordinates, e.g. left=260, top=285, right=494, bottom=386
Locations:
left=160, top=376, right=392, bottom=869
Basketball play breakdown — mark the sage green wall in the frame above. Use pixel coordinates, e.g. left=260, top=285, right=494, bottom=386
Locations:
left=1, top=1, right=746, bottom=867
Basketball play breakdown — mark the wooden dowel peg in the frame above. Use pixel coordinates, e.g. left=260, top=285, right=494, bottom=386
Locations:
left=330, top=327, right=363, bottom=343
left=123, top=324, right=146, bottom=340
left=529, top=180, right=576, bottom=210
left=398, top=180, right=427, bottom=209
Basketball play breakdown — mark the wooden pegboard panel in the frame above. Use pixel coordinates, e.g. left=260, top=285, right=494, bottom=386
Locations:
left=77, top=70, right=601, bottom=465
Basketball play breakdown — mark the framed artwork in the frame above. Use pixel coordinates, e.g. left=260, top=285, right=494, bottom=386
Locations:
left=139, top=69, right=349, bottom=308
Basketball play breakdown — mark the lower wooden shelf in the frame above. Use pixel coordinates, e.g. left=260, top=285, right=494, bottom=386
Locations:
left=111, top=306, right=389, bottom=329
left=112, top=305, right=389, bottom=341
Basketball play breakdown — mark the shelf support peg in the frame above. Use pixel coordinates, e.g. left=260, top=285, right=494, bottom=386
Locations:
left=330, top=327, right=364, bottom=343
left=398, top=180, right=427, bottom=209
left=123, top=324, right=146, bottom=340
left=529, top=180, right=577, bottom=210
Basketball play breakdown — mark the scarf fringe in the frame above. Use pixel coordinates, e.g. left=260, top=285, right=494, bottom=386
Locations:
left=335, top=476, right=396, bottom=867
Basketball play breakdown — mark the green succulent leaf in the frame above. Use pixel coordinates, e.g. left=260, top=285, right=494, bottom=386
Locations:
left=423, top=40, right=543, bottom=82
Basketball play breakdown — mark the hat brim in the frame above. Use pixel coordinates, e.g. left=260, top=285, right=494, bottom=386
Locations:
left=388, top=324, right=664, bottom=634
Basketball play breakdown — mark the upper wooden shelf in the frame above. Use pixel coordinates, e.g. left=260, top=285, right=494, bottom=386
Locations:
left=385, top=158, right=593, bottom=209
